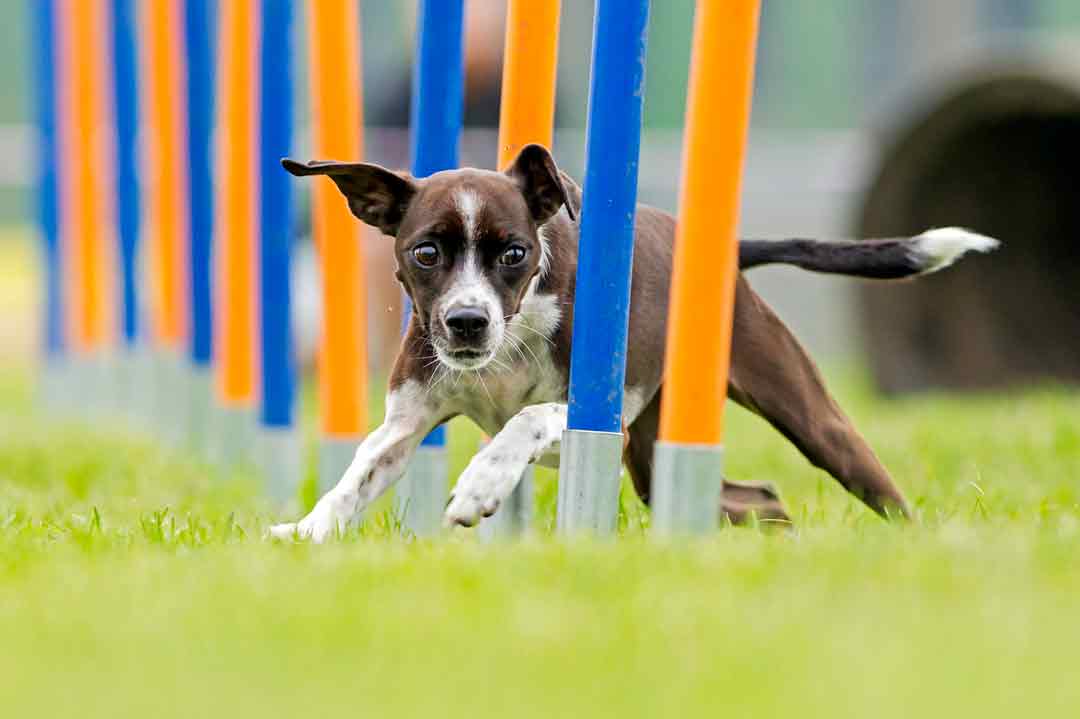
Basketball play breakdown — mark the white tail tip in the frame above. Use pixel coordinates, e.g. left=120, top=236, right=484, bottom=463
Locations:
left=913, top=227, right=1001, bottom=273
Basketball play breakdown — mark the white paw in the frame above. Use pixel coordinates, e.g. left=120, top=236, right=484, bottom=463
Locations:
left=268, top=522, right=299, bottom=540
left=269, top=497, right=349, bottom=543
left=444, top=461, right=521, bottom=528
left=444, top=488, right=500, bottom=528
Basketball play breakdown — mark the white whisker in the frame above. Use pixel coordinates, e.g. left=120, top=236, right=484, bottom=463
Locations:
left=474, top=369, right=495, bottom=407
left=511, top=321, right=556, bottom=348
left=508, top=330, right=542, bottom=365
left=487, top=355, right=511, bottom=374
left=499, top=331, right=530, bottom=365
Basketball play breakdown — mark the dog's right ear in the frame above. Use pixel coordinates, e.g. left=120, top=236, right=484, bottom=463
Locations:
left=281, top=158, right=417, bottom=237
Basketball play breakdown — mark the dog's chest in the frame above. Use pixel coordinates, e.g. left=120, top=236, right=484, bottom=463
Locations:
left=445, top=340, right=565, bottom=435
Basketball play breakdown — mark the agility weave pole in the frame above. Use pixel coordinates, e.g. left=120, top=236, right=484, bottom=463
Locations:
left=182, top=0, right=218, bottom=456
left=29, top=0, right=749, bottom=538
left=478, top=0, right=563, bottom=541
left=257, top=0, right=300, bottom=502
left=556, top=0, right=651, bottom=535
left=307, top=0, right=369, bottom=497
left=58, top=0, right=115, bottom=417
left=651, top=0, right=761, bottom=535
left=394, top=0, right=467, bottom=538
left=31, top=1, right=301, bottom=496
left=29, top=0, right=64, bottom=409
left=144, top=0, right=192, bottom=445
left=109, top=0, right=144, bottom=421
left=214, top=0, right=258, bottom=465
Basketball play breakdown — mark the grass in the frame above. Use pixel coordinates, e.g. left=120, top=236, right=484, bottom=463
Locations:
left=3, top=359, right=1080, bottom=718
left=3, top=215, right=1079, bottom=718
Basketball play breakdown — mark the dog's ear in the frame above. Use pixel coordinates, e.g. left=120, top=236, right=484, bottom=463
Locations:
left=504, top=144, right=576, bottom=224
left=281, top=158, right=417, bottom=237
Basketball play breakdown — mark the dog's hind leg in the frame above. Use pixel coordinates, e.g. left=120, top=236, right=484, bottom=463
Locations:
left=727, top=277, right=911, bottom=519
left=623, top=390, right=791, bottom=526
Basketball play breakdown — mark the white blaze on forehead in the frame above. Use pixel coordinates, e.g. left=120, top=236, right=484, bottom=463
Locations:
left=454, top=189, right=482, bottom=242
left=444, top=247, right=495, bottom=308
left=443, top=189, right=498, bottom=318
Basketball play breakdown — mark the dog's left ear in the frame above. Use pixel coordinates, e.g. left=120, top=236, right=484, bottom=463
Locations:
left=505, top=144, right=576, bottom=224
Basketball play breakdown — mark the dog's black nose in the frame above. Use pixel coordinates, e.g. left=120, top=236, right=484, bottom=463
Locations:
left=445, top=307, right=489, bottom=339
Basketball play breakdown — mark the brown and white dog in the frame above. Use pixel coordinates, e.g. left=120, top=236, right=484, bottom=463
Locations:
left=270, top=144, right=998, bottom=541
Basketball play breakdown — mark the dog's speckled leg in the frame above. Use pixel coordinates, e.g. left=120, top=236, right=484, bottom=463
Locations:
left=445, top=403, right=566, bottom=527
left=269, top=381, right=436, bottom=542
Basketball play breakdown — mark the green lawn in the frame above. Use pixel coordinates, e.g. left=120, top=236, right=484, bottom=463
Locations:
left=2, top=361, right=1079, bottom=718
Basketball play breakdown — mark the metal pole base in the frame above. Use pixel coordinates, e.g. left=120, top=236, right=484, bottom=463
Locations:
left=478, top=465, right=534, bottom=541
left=212, top=404, right=255, bottom=469
left=151, top=350, right=191, bottom=446
left=98, top=352, right=124, bottom=420
left=114, top=347, right=140, bottom=424
left=38, top=358, right=67, bottom=414
left=40, top=357, right=87, bottom=418
left=258, top=424, right=303, bottom=504
left=69, top=354, right=107, bottom=421
left=187, top=367, right=214, bottom=456
left=650, top=440, right=723, bottom=537
left=396, top=445, right=447, bottom=538
left=318, top=436, right=359, bottom=496
left=556, top=429, right=624, bottom=536
left=128, top=347, right=157, bottom=431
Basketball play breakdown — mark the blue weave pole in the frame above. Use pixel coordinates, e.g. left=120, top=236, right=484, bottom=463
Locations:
left=557, top=0, right=650, bottom=534
left=408, top=0, right=465, bottom=450
left=181, top=0, right=217, bottom=451
left=110, top=0, right=141, bottom=350
left=29, top=0, right=63, bottom=363
left=257, top=0, right=298, bottom=499
left=183, top=0, right=216, bottom=370
left=397, top=0, right=465, bottom=535
left=258, top=0, right=295, bottom=428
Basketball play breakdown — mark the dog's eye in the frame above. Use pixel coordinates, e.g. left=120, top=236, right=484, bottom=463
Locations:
left=412, top=243, right=440, bottom=268
left=498, top=245, right=527, bottom=267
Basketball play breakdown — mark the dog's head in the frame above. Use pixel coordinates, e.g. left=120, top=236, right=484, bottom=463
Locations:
left=283, top=144, right=574, bottom=371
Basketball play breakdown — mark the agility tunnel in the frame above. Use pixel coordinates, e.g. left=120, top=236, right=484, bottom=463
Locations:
left=856, top=55, right=1080, bottom=394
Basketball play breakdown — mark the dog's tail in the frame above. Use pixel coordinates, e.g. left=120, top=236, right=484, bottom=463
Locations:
left=738, top=227, right=1000, bottom=279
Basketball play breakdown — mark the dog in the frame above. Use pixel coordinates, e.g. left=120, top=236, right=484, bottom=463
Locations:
left=270, top=144, right=998, bottom=541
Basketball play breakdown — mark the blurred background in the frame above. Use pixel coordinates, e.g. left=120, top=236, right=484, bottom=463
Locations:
left=2, top=0, right=1078, bottom=391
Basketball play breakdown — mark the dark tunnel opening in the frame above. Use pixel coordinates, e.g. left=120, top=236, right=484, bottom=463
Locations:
left=857, top=73, right=1080, bottom=393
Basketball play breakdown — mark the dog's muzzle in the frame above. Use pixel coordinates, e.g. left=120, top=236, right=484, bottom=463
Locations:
left=439, top=304, right=498, bottom=370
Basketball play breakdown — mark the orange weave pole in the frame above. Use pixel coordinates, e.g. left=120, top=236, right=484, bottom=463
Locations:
left=60, top=0, right=111, bottom=353
left=658, top=0, right=761, bottom=445
left=308, top=0, right=367, bottom=436
left=215, top=0, right=258, bottom=405
left=143, top=0, right=189, bottom=348
left=496, top=0, right=561, bottom=169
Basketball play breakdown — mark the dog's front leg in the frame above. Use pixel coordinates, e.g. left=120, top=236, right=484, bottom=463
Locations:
left=270, top=384, right=436, bottom=542
left=444, top=403, right=567, bottom=527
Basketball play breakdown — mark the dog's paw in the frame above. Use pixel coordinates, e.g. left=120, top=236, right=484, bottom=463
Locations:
left=268, top=522, right=299, bottom=540
left=269, top=500, right=347, bottom=543
left=444, top=465, right=514, bottom=528
left=444, top=487, right=501, bottom=528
